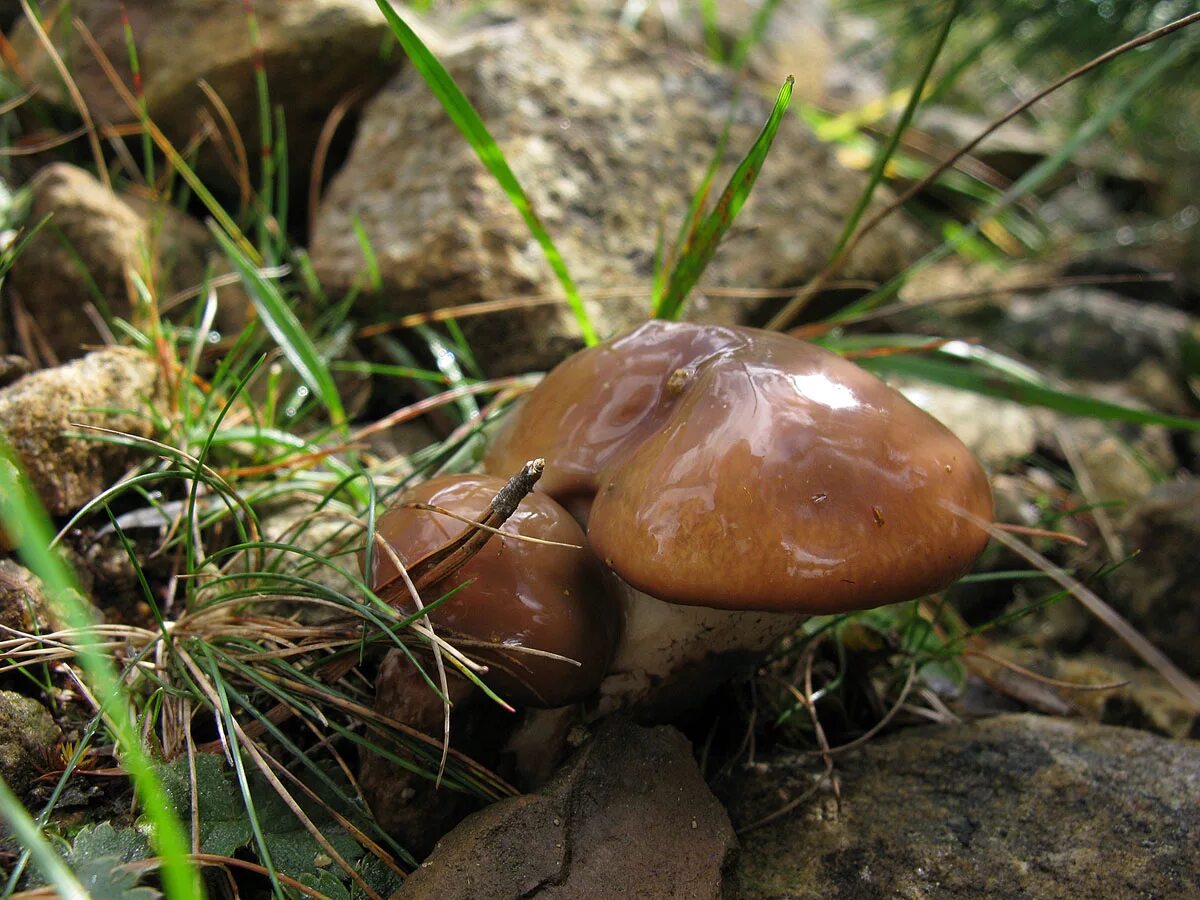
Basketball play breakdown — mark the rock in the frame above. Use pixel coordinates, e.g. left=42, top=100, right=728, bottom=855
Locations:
left=1110, top=479, right=1200, bottom=676
left=723, top=714, right=1200, bottom=898
left=312, top=13, right=927, bottom=373
left=1051, top=417, right=1172, bottom=511
left=401, top=717, right=737, bottom=899
left=0, top=690, right=60, bottom=797
left=446, top=1, right=880, bottom=108
left=893, top=379, right=1037, bottom=470
left=0, top=560, right=51, bottom=635
left=0, top=348, right=162, bottom=514
left=1001, top=288, right=1193, bottom=383
left=5, top=164, right=248, bottom=363
left=1051, top=654, right=1199, bottom=740
left=10, top=1, right=400, bottom=189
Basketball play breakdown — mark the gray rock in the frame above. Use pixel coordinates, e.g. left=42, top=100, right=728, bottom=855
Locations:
left=0, top=560, right=51, bottom=636
left=1111, top=479, right=1200, bottom=677
left=0, top=690, right=60, bottom=797
left=0, top=348, right=161, bottom=514
left=401, top=717, right=737, bottom=899
left=723, top=714, right=1200, bottom=898
left=444, top=1, right=882, bottom=108
left=6, top=164, right=249, bottom=363
left=1001, top=287, right=1193, bottom=383
left=10, top=1, right=399, bottom=187
left=312, top=13, right=927, bottom=373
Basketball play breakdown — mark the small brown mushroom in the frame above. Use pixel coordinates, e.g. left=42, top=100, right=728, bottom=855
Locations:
left=486, top=321, right=993, bottom=714
left=368, top=473, right=619, bottom=709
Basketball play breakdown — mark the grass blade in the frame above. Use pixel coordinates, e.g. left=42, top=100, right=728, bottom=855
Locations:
left=856, top=350, right=1200, bottom=432
left=372, top=0, right=597, bottom=345
left=0, top=774, right=87, bottom=899
left=212, top=224, right=347, bottom=429
left=827, top=0, right=961, bottom=261
left=0, top=444, right=200, bottom=900
left=655, top=76, right=794, bottom=321
left=824, top=28, right=1192, bottom=323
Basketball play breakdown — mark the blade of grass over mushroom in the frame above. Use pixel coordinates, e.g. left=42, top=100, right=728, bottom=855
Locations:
left=654, top=76, right=794, bottom=321
left=827, top=0, right=961, bottom=262
left=213, top=224, right=348, bottom=430
left=372, top=0, right=597, bottom=345
left=0, top=444, right=201, bottom=900
left=649, top=104, right=733, bottom=317
left=854, top=349, right=1200, bottom=431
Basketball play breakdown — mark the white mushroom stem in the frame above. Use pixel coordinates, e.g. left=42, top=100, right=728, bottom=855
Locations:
left=592, top=574, right=809, bottom=718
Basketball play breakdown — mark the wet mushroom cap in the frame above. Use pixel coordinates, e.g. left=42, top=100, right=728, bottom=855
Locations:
left=487, top=321, right=994, bottom=614
left=368, top=474, right=619, bottom=707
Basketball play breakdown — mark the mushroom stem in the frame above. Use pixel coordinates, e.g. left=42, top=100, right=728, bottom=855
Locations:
left=593, top=574, right=807, bottom=718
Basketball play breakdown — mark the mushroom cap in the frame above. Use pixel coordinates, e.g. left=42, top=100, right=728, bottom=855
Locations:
left=368, top=474, right=619, bottom=707
left=486, top=321, right=993, bottom=614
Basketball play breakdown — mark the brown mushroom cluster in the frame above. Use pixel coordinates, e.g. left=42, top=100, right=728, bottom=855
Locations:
left=368, top=321, right=994, bottom=715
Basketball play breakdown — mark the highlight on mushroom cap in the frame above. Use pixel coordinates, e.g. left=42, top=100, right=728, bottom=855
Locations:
left=486, top=320, right=994, bottom=615
left=366, top=473, right=619, bottom=708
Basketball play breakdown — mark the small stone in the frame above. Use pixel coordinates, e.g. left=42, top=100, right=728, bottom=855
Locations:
left=400, top=718, right=737, bottom=899
left=6, top=164, right=249, bottom=363
left=0, top=560, right=51, bottom=635
left=1110, top=479, right=1200, bottom=676
left=10, top=1, right=400, bottom=187
left=0, top=348, right=162, bottom=514
left=0, top=690, right=60, bottom=797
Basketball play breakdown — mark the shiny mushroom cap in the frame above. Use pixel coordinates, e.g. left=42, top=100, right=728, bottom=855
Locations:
left=367, top=474, right=619, bottom=707
left=486, top=321, right=993, bottom=615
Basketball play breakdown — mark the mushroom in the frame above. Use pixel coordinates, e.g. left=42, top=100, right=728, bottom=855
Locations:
left=367, top=472, right=619, bottom=709
left=485, top=321, right=993, bottom=714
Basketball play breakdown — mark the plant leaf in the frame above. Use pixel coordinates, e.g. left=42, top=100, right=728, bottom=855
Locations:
left=856, top=351, right=1200, bottom=432
left=655, top=76, right=794, bottom=320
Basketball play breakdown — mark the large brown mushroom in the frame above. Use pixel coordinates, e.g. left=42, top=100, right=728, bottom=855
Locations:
left=486, top=321, right=993, bottom=713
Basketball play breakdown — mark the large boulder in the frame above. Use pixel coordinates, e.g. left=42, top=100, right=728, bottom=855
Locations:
left=311, top=13, right=928, bottom=373
left=10, top=0, right=400, bottom=187
left=723, top=714, right=1200, bottom=898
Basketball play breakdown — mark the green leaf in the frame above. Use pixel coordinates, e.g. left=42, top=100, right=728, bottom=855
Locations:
left=655, top=76, right=794, bottom=320
left=69, top=823, right=151, bottom=866
left=157, top=753, right=253, bottom=858
left=856, top=351, right=1200, bottom=432
left=372, top=0, right=597, bottom=345
left=156, top=753, right=366, bottom=881
left=69, top=824, right=158, bottom=900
